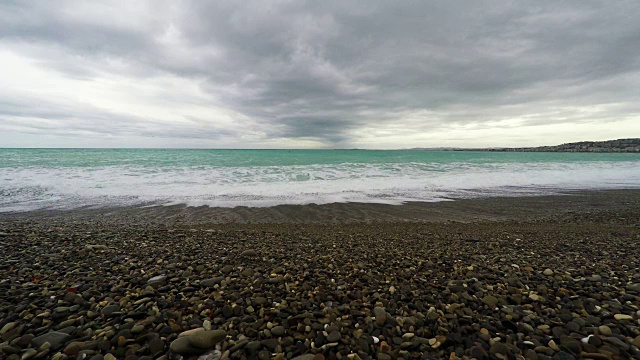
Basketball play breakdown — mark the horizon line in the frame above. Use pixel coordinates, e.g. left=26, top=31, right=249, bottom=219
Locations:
left=1, top=138, right=637, bottom=151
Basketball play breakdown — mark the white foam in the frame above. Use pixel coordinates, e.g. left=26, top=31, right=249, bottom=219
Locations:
left=1, top=161, right=640, bottom=212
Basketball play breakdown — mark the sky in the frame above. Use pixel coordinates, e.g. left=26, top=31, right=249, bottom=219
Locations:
left=1, top=1, right=639, bottom=149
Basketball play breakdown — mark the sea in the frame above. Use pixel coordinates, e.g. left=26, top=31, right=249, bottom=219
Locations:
left=1, top=148, right=639, bottom=213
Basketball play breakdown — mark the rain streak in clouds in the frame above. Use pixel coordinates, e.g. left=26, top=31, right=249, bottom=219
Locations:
left=1, top=1, right=639, bottom=148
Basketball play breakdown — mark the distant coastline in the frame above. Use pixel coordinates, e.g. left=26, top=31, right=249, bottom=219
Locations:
left=411, top=138, right=640, bottom=153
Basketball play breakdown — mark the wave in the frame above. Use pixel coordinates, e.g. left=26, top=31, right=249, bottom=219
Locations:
left=1, top=161, right=640, bottom=212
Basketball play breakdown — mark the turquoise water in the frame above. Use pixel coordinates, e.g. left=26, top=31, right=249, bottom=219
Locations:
left=1, top=149, right=639, bottom=212
left=1, top=148, right=638, bottom=167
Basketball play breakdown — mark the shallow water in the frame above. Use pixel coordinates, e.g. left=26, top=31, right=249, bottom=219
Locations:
left=1, top=149, right=639, bottom=212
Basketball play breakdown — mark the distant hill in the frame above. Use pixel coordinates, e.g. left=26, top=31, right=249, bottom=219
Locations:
left=444, top=138, right=640, bottom=153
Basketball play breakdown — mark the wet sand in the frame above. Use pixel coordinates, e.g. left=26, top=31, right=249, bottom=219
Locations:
left=4, top=189, right=640, bottom=225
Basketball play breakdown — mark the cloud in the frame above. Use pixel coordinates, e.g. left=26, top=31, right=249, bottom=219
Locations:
left=1, top=1, right=639, bottom=148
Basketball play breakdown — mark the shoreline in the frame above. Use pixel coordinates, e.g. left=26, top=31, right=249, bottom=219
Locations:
left=3, top=189, right=640, bottom=225
left=1, top=190, right=640, bottom=359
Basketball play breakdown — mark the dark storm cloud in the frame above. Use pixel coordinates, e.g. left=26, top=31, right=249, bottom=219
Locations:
left=1, top=1, right=639, bottom=146
left=0, top=97, right=244, bottom=141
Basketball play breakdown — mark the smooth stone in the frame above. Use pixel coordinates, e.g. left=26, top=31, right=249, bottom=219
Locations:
left=0, top=322, right=17, bottom=335
left=524, top=349, right=537, bottom=360
left=246, top=341, right=261, bottom=353
left=240, top=249, right=258, bottom=257
left=489, top=342, right=509, bottom=355
left=63, top=341, right=85, bottom=356
left=254, top=297, right=267, bottom=305
left=200, top=278, right=224, bottom=287
left=271, top=326, right=285, bottom=337
left=614, top=314, right=633, bottom=321
left=470, top=346, right=489, bottom=360
left=543, top=269, right=554, bottom=276
left=241, top=269, right=254, bottom=277
left=291, top=355, right=315, bottom=360
left=598, top=325, right=612, bottom=336
left=179, top=328, right=205, bottom=337
left=101, top=305, right=120, bottom=317
left=327, top=331, right=341, bottom=342
left=131, top=324, right=145, bottom=334
left=482, top=295, right=499, bottom=307
left=20, top=349, right=37, bottom=360
left=552, top=351, right=576, bottom=360
left=16, top=334, right=35, bottom=347
left=566, top=321, right=581, bottom=333
left=261, top=338, right=278, bottom=351
left=373, top=307, right=387, bottom=326
left=228, top=339, right=249, bottom=353
left=32, top=332, right=72, bottom=350
left=147, top=275, right=166, bottom=283
left=560, top=335, right=581, bottom=354
left=189, top=330, right=227, bottom=349
left=149, top=338, right=164, bottom=355
left=580, top=354, right=611, bottom=360
left=603, top=337, right=629, bottom=350
left=170, top=336, right=204, bottom=355
left=2, top=346, right=20, bottom=355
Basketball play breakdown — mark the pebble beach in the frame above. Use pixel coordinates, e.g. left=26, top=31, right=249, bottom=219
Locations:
left=1, top=191, right=640, bottom=360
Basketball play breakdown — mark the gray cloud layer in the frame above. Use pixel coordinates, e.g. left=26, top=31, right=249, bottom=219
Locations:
left=1, top=1, right=639, bottom=148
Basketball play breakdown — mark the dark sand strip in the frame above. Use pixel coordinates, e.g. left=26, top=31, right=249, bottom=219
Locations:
left=4, top=189, right=640, bottom=225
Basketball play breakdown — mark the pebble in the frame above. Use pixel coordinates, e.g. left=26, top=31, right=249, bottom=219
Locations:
left=147, top=275, right=166, bottom=283
left=100, top=304, right=120, bottom=317
left=614, top=314, right=633, bottom=321
left=327, top=331, right=341, bottom=342
left=200, top=277, right=224, bottom=287
left=240, top=249, right=258, bottom=257
left=149, top=338, right=164, bottom=356
left=373, top=307, right=387, bottom=326
left=0, top=322, right=17, bottom=335
left=20, top=349, right=37, bottom=360
left=291, top=355, right=316, bottom=360
left=189, top=330, right=228, bottom=349
left=1, top=215, right=639, bottom=360
left=31, top=332, right=72, bottom=350
left=271, top=326, right=285, bottom=337
left=482, top=295, right=498, bottom=307
left=598, top=325, right=612, bottom=335
left=170, top=336, right=202, bottom=355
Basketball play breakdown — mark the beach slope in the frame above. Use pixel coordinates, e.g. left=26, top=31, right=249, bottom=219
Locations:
left=1, top=191, right=640, bottom=359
